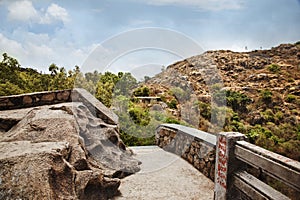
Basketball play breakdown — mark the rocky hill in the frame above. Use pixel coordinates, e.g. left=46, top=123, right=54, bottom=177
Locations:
left=136, top=42, right=300, bottom=161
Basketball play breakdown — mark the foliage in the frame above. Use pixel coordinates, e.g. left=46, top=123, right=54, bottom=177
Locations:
left=128, top=105, right=150, bottom=126
left=223, top=109, right=246, bottom=133
left=260, top=89, right=273, bottom=103
left=226, top=90, right=251, bottom=112
left=133, top=86, right=150, bottom=97
left=114, top=72, right=137, bottom=96
left=167, top=99, right=178, bottom=109
left=286, top=94, right=296, bottom=103
left=95, top=72, right=137, bottom=107
left=164, top=117, right=181, bottom=124
left=170, top=87, right=189, bottom=102
left=119, top=130, right=155, bottom=146
left=246, top=125, right=272, bottom=144
left=197, top=102, right=211, bottom=120
left=267, top=64, right=281, bottom=73
left=0, top=53, right=79, bottom=96
left=261, top=109, right=275, bottom=123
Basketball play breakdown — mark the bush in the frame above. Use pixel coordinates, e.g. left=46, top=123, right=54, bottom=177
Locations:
left=198, top=102, right=211, bottom=120
left=267, top=64, right=281, bottom=73
left=167, top=99, right=178, bottom=109
left=226, top=90, right=251, bottom=112
left=274, top=111, right=284, bottom=123
left=133, top=86, right=150, bottom=97
left=128, top=106, right=150, bottom=126
left=286, top=94, right=296, bottom=103
left=119, top=130, right=155, bottom=146
left=261, top=109, right=275, bottom=123
left=246, top=125, right=262, bottom=143
left=164, top=117, right=181, bottom=124
left=261, top=89, right=272, bottom=103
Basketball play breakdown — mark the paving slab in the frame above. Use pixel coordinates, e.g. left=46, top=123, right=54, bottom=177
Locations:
left=114, top=146, right=214, bottom=200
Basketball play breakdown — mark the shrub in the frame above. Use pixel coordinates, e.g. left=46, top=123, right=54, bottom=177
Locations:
left=246, top=125, right=262, bottom=143
left=274, top=111, right=284, bottom=123
left=267, top=64, right=281, bottom=73
left=167, top=99, right=178, bottom=109
left=160, top=95, right=167, bottom=103
left=164, top=117, right=181, bottom=124
left=133, top=86, right=150, bottom=97
left=198, top=102, right=211, bottom=120
left=226, top=120, right=245, bottom=133
left=260, top=89, right=272, bottom=103
left=261, top=109, right=275, bottom=123
left=226, top=90, right=251, bottom=112
left=286, top=94, right=296, bottom=103
left=128, top=106, right=150, bottom=126
left=119, top=130, right=155, bottom=146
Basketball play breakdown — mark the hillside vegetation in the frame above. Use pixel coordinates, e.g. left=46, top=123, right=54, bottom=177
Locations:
left=0, top=42, right=299, bottom=161
left=137, top=42, right=300, bottom=161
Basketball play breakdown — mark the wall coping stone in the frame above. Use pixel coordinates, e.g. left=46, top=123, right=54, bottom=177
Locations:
left=72, top=88, right=118, bottom=125
left=0, top=88, right=118, bottom=125
left=159, top=123, right=217, bottom=145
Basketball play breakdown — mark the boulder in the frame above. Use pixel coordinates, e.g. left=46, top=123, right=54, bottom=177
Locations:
left=0, top=102, right=140, bottom=199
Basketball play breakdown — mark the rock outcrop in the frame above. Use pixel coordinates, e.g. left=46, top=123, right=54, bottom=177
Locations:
left=0, top=90, right=141, bottom=199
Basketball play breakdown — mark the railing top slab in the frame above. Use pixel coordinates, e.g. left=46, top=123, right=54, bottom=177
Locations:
left=158, top=124, right=217, bottom=145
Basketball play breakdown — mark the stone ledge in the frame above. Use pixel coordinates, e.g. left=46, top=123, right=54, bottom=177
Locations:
left=71, top=88, right=118, bottom=125
left=0, top=88, right=118, bottom=125
left=0, top=90, right=72, bottom=110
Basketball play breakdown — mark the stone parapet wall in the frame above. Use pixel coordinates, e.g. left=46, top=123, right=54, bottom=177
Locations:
left=0, top=90, right=72, bottom=110
left=156, top=124, right=216, bottom=181
left=0, top=88, right=118, bottom=125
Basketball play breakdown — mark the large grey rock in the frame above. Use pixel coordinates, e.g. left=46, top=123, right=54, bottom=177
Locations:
left=0, top=102, right=140, bottom=199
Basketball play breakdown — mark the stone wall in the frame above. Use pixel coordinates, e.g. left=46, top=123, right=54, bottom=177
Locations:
left=0, top=90, right=72, bottom=110
left=0, top=88, right=118, bottom=125
left=156, top=124, right=216, bottom=181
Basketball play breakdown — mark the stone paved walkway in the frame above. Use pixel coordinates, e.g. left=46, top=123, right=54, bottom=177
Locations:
left=113, top=146, right=214, bottom=200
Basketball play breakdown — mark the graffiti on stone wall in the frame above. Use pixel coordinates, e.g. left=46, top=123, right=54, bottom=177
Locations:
left=217, top=136, right=227, bottom=189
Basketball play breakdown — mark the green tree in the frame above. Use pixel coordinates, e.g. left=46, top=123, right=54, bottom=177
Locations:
left=114, top=72, right=137, bottom=96
left=49, top=63, right=59, bottom=76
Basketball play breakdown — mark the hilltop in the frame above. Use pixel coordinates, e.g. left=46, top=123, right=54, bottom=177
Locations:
left=133, top=42, right=300, bottom=161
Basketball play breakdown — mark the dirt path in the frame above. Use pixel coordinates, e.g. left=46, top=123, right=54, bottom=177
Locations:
left=114, top=146, right=214, bottom=200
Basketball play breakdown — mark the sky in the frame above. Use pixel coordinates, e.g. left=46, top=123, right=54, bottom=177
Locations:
left=0, top=0, right=300, bottom=77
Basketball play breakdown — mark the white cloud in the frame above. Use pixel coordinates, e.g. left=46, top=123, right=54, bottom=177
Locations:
left=135, top=0, right=244, bottom=11
left=41, top=3, right=69, bottom=24
left=7, top=1, right=69, bottom=24
left=0, top=31, right=94, bottom=72
left=7, top=0, right=38, bottom=21
left=0, top=33, right=25, bottom=57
